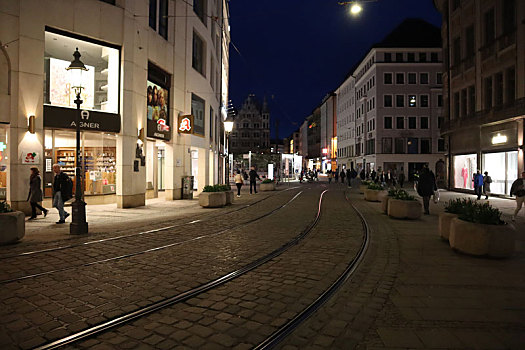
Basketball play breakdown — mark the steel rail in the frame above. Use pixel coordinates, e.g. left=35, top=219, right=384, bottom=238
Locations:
left=253, top=190, right=371, bottom=350
left=0, top=186, right=301, bottom=260
left=34, top=189, right=328, bottom=350
left=0, top=190, right=304, bottom=285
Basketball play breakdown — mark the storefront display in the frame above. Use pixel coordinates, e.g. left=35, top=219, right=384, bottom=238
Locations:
left=147, top=63, right=171, bottom=140
left=453, top=154, right=477, bottom=190
left=482, top=151, right=518, bottom=195
left=0, top=127, right=7, bottom=200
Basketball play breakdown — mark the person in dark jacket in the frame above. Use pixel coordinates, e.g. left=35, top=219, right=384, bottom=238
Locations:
left=340, top=169, right=346, bottom=184
left=483, top=171, right=492, bottom=200
left=398, top=168, right=405, bottom=188
left=248, top=166, right=260, bottom=194
left=334, top=169, right=339, bottom=182
left=473, top=170, right=484, bottom=200
left=510, top=171, right=525, bottom=221
left=417, top=166, right=437, bottom=215
left=27, top=167, right=48, bottom=220
left=346, top=169, right=351, bottom=187
left=52, top=164, right=71, bottom=224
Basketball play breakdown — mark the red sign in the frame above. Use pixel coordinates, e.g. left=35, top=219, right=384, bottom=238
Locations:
left=178, top=115, right=194, bottom=134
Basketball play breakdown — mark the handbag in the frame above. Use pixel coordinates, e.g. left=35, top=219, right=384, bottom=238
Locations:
left=433, top=190, right=440, bottom=203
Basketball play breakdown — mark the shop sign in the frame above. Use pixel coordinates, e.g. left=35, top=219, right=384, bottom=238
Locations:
left=44, top=105, right=120, bottom=133
left=491, top=133, right=507, bottom=145
left=21, top=152, right=40, bottom=164
left=178, top=115, right=194, bottom=134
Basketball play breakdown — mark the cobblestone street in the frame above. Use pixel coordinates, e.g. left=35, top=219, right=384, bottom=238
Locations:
left=1, top=183, right=524, bottom=349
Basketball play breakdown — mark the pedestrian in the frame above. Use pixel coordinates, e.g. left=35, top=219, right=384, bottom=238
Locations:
left=483, top=171, right=492, bottom=200
left=510, top=171, right=525, bottom=221
left=359, top=169, right=365, bottom=180
left=27, top=167, right=48, bottom=220
left=386, top=170, right=394, bottom=187
left=328, top=171, right=332, bottom=184
left=398, top=168, right=405, bottom=188
left=371, top=169, right=377, bottom=182
left=379, top=171, right=386, bottom=187
left=334, top=170, right=339, bottom=182
left=473, top=170, right=484, bottom=200
left=234, top=170, right=244, bottom=197
left=248, top=166, right=260, bottom=194
left=340, top=169, right=346, bottom=184
left=416, top=166, right=437, bottom=215
left=346, top=169, right=351, bottom=187
left=52, top=164, right=71, bottom=224
left=242, top=169, right=248, bottom=181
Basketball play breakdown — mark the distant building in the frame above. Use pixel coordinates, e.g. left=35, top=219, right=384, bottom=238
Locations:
left=229, top=94, right=271, bottom=155
left=434, top=0, right=524, bottom=195
left=320, top=93, right=337, bottom=173
left=307, top=109, right=321, bottom=169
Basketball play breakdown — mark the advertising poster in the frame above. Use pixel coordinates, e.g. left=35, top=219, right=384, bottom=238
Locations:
left=147, top=80, right=171, bottom=140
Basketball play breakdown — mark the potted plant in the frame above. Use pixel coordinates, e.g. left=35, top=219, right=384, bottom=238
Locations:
left=449, top=202, right=515, bottom=258
left=439, top=198, right=471, bottom=241
left=216, top=184, right=234, bottom=205
left=364, top=182, right=387, bottom=202
left=260, top=179, right=276, bottom=191
left=199, top=185, right=227, bottom=208
left=359, top=180, right=372, bottom=194
left=0, top=201, right=25, bottom=245
left=381, top=188, right=399, bottom=214
left=387, top=190, right=422, bottom=220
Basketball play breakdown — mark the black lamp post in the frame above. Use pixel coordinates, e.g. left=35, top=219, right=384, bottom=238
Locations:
left=67, top=48, right=88, bottom=235
left=224, top=117, right=234, bottom=184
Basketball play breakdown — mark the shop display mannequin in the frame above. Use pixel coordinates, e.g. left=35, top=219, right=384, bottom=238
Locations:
left=461, top=164, right=469, bottom=188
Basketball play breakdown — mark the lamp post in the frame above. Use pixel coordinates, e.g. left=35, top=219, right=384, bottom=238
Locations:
left=224, top=117, right=234, bottom=184
left=67, top=48, right=89, bottom=235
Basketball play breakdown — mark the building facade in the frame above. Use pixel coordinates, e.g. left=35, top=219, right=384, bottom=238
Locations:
left=320, top=93, right=337, bottom=172
left=229, top=94, right=270, bottom=155
left=336, top=75, right=356, bottom=171
left=435, top=0, right=525, bottom=195
left=0, top=0, right=230, bottom=213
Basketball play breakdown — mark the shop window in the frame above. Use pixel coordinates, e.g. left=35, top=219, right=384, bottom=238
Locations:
left=396, top=116, right=404, bottom=129
left=194, top=0, right=207, bottom=26
left=408, top=95, right=417, bottom=107
left=384, top=95, right=393, bottom=107
left=384, top=116, right=392, bottom=129
left=191, top=93, right=205, bottom=136
left=420, top=117, right=429, bottom=129
left=453, top=154, right=477, bottom=189
left=408, top=117, right=417, bottom=129
left=384, top=73, right=392, bottom=84
left=192, top=32, right=206, bottom=76
left=396, top=95, right=404, bottom=107
left=44, top=30, right=120, bottom=114
left=408, top=73, right=417, bottom=84
left=420, top=73, right=429, bottom=84
left=482, top=151, right=517, bottom=195
left=394, top=138, right=405, bottom=154
left=396, top=73, right=404, bottom=84
left=407, top=138, right=418, bottom=154
left=420, top=95, right=429, bottom=108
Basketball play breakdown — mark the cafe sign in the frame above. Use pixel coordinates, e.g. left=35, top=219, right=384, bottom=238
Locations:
left=178, top=115, right=194, bottom=134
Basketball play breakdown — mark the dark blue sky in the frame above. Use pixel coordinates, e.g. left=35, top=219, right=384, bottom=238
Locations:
left=228, top=0, right=442, bottom=139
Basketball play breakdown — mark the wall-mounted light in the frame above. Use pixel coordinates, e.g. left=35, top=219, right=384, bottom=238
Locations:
left=138, top=128, right=145, bottom=144
left=28, top=115, right=35, bottom=134
left=491, top=133, right=507, bottom=145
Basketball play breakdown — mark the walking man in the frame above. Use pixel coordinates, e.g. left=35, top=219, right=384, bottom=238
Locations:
left=398, top=168, right=405, bottom=188
left=483, top=171, right=492, bottom=200
left=248, top=166, right=260, bottom=194
left=510, top=171, right=525, bottom=221
left=340, top=169, right=346, bottom=184
left=473, top=170, right=484, bottom=200
left=52, top=164, right=71, bottom=224
left=417, top=166, right=437, bottom=215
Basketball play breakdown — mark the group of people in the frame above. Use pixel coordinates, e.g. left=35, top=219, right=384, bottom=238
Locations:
left=472, top=170, right=493, bottom=200
left=233, top=166, right=261, bottom=197
left=325, top=168, right=359, bottom=186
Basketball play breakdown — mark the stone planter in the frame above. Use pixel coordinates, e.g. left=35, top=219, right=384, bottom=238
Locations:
left=387, top=199, right=422, bottom=220
left=438, top=212, right=457, bottom=241
left=381, top=196, right=390, bottom=214
left=224, top=191, right=234, bottom=205
left=260, top=182, right=276, bottom=191
left=0, top=211, right=25, bottom=245
left=199, top=192, right=226, bottom=208
left=364, top=189, right=387, bottom=202
left=359, top=184, right=368, bottom=194
left=449, top=217, right=516, bottom=258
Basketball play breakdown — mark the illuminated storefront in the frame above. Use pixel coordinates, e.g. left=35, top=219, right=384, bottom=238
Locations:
left=0, top=126, right=7, bottom=200
left=453, top=154, right=477, bottom=190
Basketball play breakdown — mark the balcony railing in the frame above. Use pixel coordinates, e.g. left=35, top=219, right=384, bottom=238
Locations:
left=497, top=30, right=516, bottom=52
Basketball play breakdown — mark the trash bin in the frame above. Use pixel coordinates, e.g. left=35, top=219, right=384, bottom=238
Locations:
left=182, top=176, right=194, bottom=199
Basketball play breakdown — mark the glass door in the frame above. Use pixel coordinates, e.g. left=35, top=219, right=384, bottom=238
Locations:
left=157, top=148, right=165, bottom=191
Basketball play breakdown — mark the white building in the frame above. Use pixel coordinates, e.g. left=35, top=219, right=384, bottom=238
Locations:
left=319, top=93, right=336, bottom=172
left=0, top=0, right=230, bottom=213
left=337, top=19, right=445, bottom=182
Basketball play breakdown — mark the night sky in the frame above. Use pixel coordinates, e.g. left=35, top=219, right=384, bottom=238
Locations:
left=228, top=0, right=442, bottom=139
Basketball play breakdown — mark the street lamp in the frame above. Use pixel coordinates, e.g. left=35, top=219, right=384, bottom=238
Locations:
left=224, top=116, right=234, bottom=184
left=66, top=48, right=89, bottom=235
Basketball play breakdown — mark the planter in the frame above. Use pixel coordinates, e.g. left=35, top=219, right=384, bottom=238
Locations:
left=364, top=189, right=387, bottom=202
left=387, top=199, right=422, bottom=220
left=0, top=211, right=25, bottom=245
left=381, top=196, right=390, bottom=214
left=260, top=182, right=276, bottom=191
left=438, top=212, right=457, bottom=241
left=199, top=192, right=226, bottom=208
left=359, top=184, right=368, bottom=194
left=224, top=191, right=234, bottom=205
left=449, top=217, right=515, bottom=258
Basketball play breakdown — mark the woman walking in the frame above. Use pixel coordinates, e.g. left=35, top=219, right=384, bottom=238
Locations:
left=27, top=167, right=48, bottom=220
left=234, top=170, right=244, bottom=197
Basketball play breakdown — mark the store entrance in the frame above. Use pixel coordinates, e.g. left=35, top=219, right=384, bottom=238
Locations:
left=482, top=151, right=518, bottom=195
left=157, top=147, right=165, bottom=191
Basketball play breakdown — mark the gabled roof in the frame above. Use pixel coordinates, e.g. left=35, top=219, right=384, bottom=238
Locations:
left=372, top=18, right=441, bottom=48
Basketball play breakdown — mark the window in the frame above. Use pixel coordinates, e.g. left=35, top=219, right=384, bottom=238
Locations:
left=396, top=52, right=403, bottom=62
left=396, top=95, right=404, bottom=107
left=484, top=8, right=495, bottom=46
left=254, top=123, right=259, bottom=128
left=420, top=73, right=429, bottom=84
left=396, top=117, right=404, bottom=129
left=194, top=0, right=207, bottom=26
left=452, top=0, right=460, bottom=11
left=503, top=0, right=516, bottom=33
left=454, top=92, right=460, bottom=118
left=382, top=138, right=392, bottom=154
left=408, top=73, right=417, bottom=84
left=408, top=95, right=417, bottom=107
left=468, top=86, right=475, bottom=115
left=243, top=122, right=249, bottom=128
left=437, top=94, right=443, bottom=107
left=506, top=66, right=516, bottom=103
left=149, top=0, right=157, bottom=30
left=436, top=72, right=443, bottom=84
left=438, top=138, right=445, bottom=152
left=395, top=138, right=405, bottom=154
left=407, top=138, right=418, bottom=154
left=191, top=93, right=205, bottom=136
left=465, top=25, right=475, bottom=57
left=438, top=117, right=444, bottom=129
left=149, top=0, right=168, bottom=39
left=420, top=139, right=431, bottom=154
left=453, top=37, right=461, bottom=66
left=366, top=139, right=375, bottom=155
left=419, top=52, right=427, bottom=62
left=431, top=52, right=438, bottom=62
left=99, top=0, right=116, bottom=4
left=384, top=116, right=392, bottom=129
left=407, top=53, right=415, bottom=62
left=384, top=95, right=393, bottom=107
left=494, top=72, right=503, bottom=106
left=396, top=73, right=404, bottom=84
left=408, top=117, right=417, bottom=129
left=209, top=107, right=214, bottom=141
left=484, top=76, right=493, bottom=109
left=420, top=95, right=429, bottom=107
left=461, top=89, right=467, bottom=117
left=384, top=52, right=392, bottom=62
left=384, top=73, right=392, bottom=84
left=420, top=117, right=429, bottom=129
left=192, top=32, right=206, bottom=75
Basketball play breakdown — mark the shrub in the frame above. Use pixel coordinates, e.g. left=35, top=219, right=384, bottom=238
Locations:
left=0, top=201, right=13, bottom=213
left=203, top=184, right=231, bottom=192
left=458, top=201, right=503, bottom=225
left=391, top=189, right=416, bottom=201
left=262, top=179, right=274, bottom=184
left=367, top=182, right=384, bottom=190
left=361, top=180, right=372, bottom=186
left=444, top=198, right=473, bottom=214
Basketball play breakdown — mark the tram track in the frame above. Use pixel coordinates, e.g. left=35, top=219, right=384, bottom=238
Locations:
left=33, top=189, right=329, bottom=350
left=0, top=189, right=304, bottom=285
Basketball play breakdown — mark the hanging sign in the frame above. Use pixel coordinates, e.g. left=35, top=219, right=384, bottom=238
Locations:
left=178, top=115, right=194, bottom=134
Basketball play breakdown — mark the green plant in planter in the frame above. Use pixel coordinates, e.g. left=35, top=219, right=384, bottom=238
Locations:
left=458, top=201, right=503, bottom=225
left=262, top=179, right=275, bottom=184
left=0, top=201, right=13, bottom=213
left=217, top=184, right=231, bottom=191
left=444, top=198, right=474, bottom=214
left=367, top=182, right=384, bottom=190
left=204, top=184, right=231, bottom=192
left=388, top=188, right=401, bottom=197
left=392, top=189, right=416, bottom=201
left=361, top=180, right=372, bottom=186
